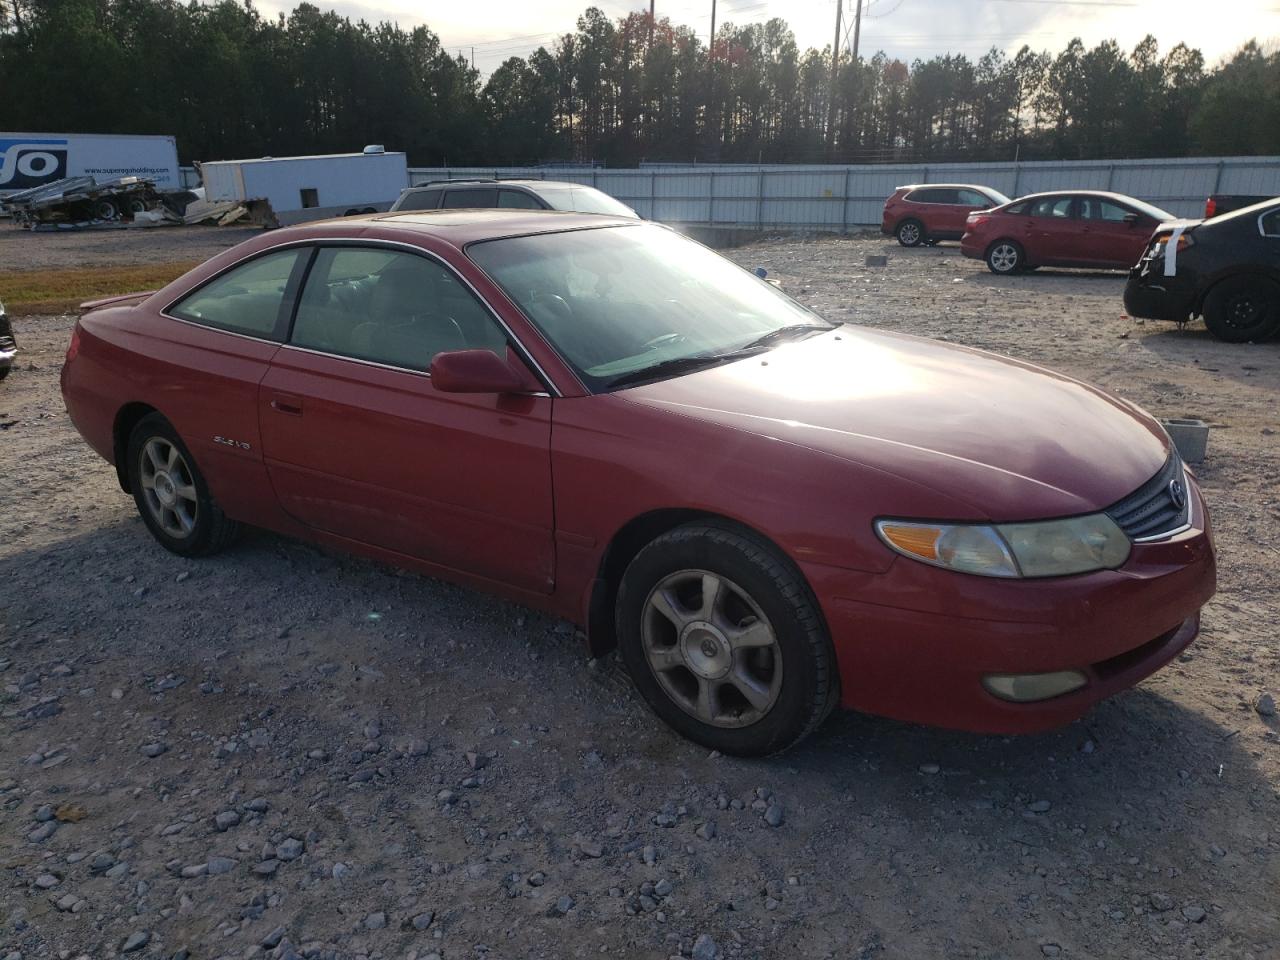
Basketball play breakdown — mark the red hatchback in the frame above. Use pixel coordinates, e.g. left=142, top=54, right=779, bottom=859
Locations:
left=961, top=191, right=1175, bottom=274
left=61, top=211, right=1215, bottom=755
left=882, top=184, right=1011, bottom=247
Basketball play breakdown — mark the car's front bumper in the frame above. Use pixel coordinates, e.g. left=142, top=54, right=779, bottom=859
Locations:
left=1123, top=260, right=1199, bottom=322
left=805, top=482, right=1216, bottom=733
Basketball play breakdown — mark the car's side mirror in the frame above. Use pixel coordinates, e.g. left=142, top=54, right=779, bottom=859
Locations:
left=430, top=349, right=539, bottom=394
left=1124, top=213, right=1141, bottom=226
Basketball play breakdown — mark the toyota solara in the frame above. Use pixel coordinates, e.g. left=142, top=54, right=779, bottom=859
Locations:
left=61, top=211, right=1217, bottom=755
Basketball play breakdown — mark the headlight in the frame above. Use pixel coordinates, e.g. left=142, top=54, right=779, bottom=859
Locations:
left=876, top=513, right=1130, bottom=578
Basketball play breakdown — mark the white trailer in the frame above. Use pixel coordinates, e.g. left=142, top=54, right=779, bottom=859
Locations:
left=200, top=147, right=408, bottom=226
left=0, top=132, right=179, bottom=199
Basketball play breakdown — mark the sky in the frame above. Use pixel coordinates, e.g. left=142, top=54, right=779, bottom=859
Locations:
left=253, top=0, right=1280, bottom=79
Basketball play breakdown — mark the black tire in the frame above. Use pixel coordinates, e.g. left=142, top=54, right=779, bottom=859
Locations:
left=343, top=209, right=359, bottom=217
left=127, top=413, right=241, bottom=557
left=1202, top=276, right=1280, bottom=343
left=94, top=199, right=120, bottom=221
left=896, top=219, right=924, bottom=247
left=986, top=239, right=1024, bottom=275
left=0, top=366, right=9, bottom=382
left=360, top=207, right=377, bottom=214
left=616, top=522, right=837, bottom=756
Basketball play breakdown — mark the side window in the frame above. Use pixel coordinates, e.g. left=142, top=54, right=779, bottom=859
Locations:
left=1029, top=197, right=1074, bottom=219
left=1005, top=200, right=1029, bottom=215
left=169, top=249, right=301, bottom=339
left=498, top=189, right=544, bottom=209
left=908, top=188, right=952, bottom=204
left=1259, top=208, right=1280, bottom=237
left=290, top=247, right=508, bottom=370
left=396, top=190, right=439, bottom=212
left=441, top=188, right=498, bottom=208
left=1080, top=198, right=1132, bottom=222
left=957, top=189, right=991, bottom=207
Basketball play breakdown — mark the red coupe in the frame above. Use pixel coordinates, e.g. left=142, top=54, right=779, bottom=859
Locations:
left=961, top=190, right=1175, bottom=274
left=61, top=211, right=1216, bottom=755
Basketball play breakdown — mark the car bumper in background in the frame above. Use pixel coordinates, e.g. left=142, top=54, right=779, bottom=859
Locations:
left=806, top=482, right=1216, bottom=734
left=1124, top=261, right=1199, bottom=322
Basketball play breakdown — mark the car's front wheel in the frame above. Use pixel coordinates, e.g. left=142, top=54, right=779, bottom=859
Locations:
left=1202, top=276, right=1280, bottom=343
left=127, top=413, right=241, bottom=557
left=896, top=219, right=924, bottom=247
left=616, top=522, right=837, bottom=756
left=986, top=239, right=1024, bottom=274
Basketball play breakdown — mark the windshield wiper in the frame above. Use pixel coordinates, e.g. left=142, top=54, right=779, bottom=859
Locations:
left=604, top=353, right=741, bottom=389
left=736, top=323, right=833, bottom=352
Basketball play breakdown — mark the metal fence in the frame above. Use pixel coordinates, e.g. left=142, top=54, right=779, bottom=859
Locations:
left=405, top=156, right=1280, bottom=228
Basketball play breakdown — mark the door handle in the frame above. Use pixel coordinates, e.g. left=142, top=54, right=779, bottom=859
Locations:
left=270, top=395, right=303, bottom=415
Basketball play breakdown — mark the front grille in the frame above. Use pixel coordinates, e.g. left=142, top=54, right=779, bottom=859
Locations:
left=1105, top=454, right=1190, bottom=541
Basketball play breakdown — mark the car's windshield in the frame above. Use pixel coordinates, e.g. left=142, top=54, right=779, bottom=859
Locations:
left=467, top=224, right=833, bottom=390
left=533, top=185, right=638, bottom=218
left=1120, top=197, right=1176, bottom=221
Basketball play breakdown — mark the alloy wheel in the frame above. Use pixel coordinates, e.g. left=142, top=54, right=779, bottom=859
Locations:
left=898, top=222, right=921, bottom=245
left=138, top=437, right=199, bottom=539
left=990, top=243, right=1019, bottom=272
left=641, top=569, right=783, bottom=728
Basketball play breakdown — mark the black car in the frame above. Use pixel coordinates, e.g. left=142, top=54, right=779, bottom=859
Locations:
left=1123, top=199, right=1280, bottom=342
left=1205, top=194, right=1275, bottom=218
left=391, top=178, right=639, bottom=218
left=0, top=300, right=16, bottom=381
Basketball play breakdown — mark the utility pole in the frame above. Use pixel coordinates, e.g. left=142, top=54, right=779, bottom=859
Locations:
left=851, top=0, right=862, bottom=65
left=709, top=0, right=716, bottom=58
left=826, top=0, right=841, bottom=155
left=649, top=0, right=655, bottom=47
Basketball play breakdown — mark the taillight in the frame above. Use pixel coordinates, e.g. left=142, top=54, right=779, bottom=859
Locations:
left=66, top=325, right=81, bottom=364
left=1148, top=231, right=1194, bottom=259
left=1204, top=197, right=1217, bottom=218
left=967, top=214, right=991, bottom=227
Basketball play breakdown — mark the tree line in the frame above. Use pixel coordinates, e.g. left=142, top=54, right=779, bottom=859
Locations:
left=1, top=0, right=1277, bottom=166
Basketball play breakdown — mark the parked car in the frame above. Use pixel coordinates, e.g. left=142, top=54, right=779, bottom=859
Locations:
left=961, top=191, right=1175, bottom=274
left=392, top=178, right=639, bottom=218
left=1204, top=194, right=1274, bottom=219
left=0, top=299, right=15, bottom=381
left=1124, top=198, right=1280, bottom=342
left=61, top=211, right=1216, bottom=755
left=882, top=184, right=1010, bottom=247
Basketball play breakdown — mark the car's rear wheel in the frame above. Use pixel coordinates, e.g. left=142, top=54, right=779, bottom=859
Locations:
left=986, top=239, right=1024, bottom=275
left=127, top=413, right=240, bottom=557
left=1202, top=276, right=1280, bottom=343
left=896, top=219, right=924, bottom=247
left=616, top=522, right=837, bottom=756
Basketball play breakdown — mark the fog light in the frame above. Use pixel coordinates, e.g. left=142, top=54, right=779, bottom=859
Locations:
left=982, top=670, right=1088, bottom=703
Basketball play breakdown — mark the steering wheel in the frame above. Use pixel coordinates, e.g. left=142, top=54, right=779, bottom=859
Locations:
left=642, top=332, right=687, bottom=351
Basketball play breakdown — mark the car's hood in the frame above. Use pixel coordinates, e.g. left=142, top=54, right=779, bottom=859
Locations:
left=619, top=327, right=1170, bottom=522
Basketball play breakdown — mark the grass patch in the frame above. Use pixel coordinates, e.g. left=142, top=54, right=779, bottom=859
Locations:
left=0, top=261, right=201, bottom=315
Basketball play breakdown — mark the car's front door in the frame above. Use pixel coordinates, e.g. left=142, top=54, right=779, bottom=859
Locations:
left=1077, top=197, right=1158, bottom=268
left=257, top=243, right=556, bottom=593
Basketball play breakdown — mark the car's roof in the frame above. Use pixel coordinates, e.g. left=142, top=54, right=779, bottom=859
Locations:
left=898, top=183, right=1001, bottom=191
left=406, top=179, right=588, bottom=191
left=1013, top=190, right=1143, bottom=202
left=282, top=208, right=641, bottom=247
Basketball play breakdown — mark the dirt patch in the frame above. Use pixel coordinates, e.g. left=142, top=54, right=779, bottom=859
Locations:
left=0, top=222, right=260, bottom=271
left=1, top=233, right=1277, bottom=960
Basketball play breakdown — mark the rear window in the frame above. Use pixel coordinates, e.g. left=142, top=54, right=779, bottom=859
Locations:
left=169, top=249, right=302, bottom=340
left=395, top=190, right=439, bottom=212
left=533, top=185, right=637, bottom=217
left=1028, top=197, right=1075, bottom=219
left=498, top=189, right=545, bottom=210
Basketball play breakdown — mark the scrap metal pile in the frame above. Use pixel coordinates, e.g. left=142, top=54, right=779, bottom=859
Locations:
left=0, top=175, right=207, bottom=229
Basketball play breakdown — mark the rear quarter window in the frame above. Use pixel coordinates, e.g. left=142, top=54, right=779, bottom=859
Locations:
left=395, top=190, right=440, bottom=212
left=168, top=249, right=302, bottom=340
left=1260, top=208, right=1280, bottom=237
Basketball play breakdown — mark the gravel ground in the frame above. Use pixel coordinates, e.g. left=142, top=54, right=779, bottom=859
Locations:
left=2, top=231, right=1278, bottom=960
left=0, top=224, right=262, bottom=271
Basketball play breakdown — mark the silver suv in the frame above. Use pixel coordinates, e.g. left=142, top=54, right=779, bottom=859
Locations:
left=391, top=179, right=639, bottom=218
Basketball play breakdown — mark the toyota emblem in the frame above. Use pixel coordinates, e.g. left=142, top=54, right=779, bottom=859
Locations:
left=1168, top=478, right=1186, bottom=509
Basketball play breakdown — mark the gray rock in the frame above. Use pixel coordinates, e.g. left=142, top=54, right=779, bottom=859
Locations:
left=120, top=931, right=150, bottom=953
left=1149, top=892, right=1174, bottom=912
left=527, top=871, right=546, bottom=887
left=763, top=804, right=785, bottom=828
left=1256, top=693, right=1276, bottom=717
left=642, top=844, right=657, bottom=866
left=654, top=878, right=674, bottom=897
left=406, top=738, right=431, bottom=757
left=34, top=874, right=59, bottom=889
left=550, top=894, right=574, bottom=916
left=1040, top=946, right=1061, bottom=958
left=1182, top=905, right=1207, bottom=923
left=277, top=837, right=305, bottom=861
left=692, top=933, right=718, bottom=960
left=140, top=743, right=168, bottom=758
left=214, top=811, right=241, bottom=832
left=579, top=839, right=604, bottom=858
left=252, top=859, right=280, bottom=877
left=411, top=911, right=434, bottom=931
left=262, top=926, right=287, bottom=949
left=244, top=797, right=269, bottom=813
left=696, top=820, right=717, bottom=840
left=55, top=894, right=79, bottom=912
left=1028, top=800, right=1052, bottom=813
left=206, top=857, right=236, bottom=876
left=34, top=804, right=55, bottom=822
left=364, top=911, right=387, bottom=929
left=28, top=822, right=57, bottom=843
left=918, top=763, right=940, bottom=775
left=332, top=862, right=352, bottom=880
left=179, top=864, right=207, bottom=878
left=89, top=853, right=116, bottom=874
